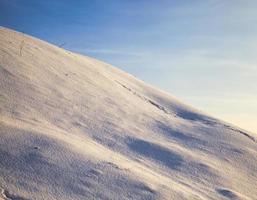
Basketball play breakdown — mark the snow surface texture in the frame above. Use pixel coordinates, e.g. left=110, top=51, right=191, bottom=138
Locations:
left=0, top=27, right=256, bottom=200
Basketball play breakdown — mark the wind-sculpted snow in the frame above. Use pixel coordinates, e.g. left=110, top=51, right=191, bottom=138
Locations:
left=126, top=137, right=184, bottom=170
left=0, top=27, right=256, bottom=200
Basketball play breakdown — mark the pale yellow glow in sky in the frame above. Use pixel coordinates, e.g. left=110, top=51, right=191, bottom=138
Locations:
left=182, top=95, right=257, bottom=135
left=219, top=114, right=257, bottom=135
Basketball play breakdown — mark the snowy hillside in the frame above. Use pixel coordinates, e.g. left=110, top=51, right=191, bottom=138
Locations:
left=0, top=27, right=256, bottom=200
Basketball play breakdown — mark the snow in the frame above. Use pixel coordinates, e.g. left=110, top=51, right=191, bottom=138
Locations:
left=0, top=26, right=256, bottom=200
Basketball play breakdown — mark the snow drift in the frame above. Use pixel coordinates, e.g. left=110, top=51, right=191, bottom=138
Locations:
left=0, top=27, right=256, bottom=200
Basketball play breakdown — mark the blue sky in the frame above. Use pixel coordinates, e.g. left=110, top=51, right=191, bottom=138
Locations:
left=1, top=0, right=257, bottom=133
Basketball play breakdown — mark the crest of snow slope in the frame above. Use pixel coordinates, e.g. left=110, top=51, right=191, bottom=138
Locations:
left=0, top=27, right=256, bottom=200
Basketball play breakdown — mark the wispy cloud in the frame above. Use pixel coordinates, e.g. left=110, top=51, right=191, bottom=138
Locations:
left=74, top=48, right=147, bottom=57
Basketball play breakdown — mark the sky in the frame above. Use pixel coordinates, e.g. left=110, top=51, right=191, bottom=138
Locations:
left=1, top=0, right=257, bottom=134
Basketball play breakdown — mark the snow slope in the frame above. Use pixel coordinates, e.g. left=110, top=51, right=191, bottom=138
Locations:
left=0, top=27, right=256, bottom=200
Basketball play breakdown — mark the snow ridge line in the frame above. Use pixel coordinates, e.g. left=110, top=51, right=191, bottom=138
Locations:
left=115, top=80, right=170, bottom=115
